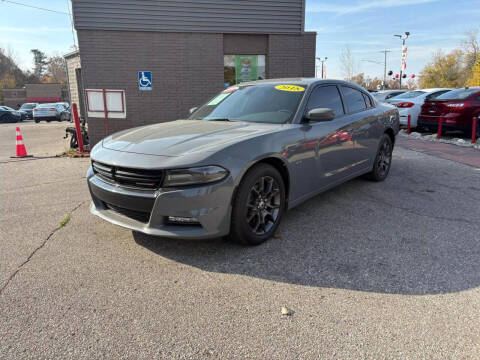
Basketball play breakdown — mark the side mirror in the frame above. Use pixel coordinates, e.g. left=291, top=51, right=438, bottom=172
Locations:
left=189, top=107, right=198, bottom=115
left=305, top=108, right=335, bottom=122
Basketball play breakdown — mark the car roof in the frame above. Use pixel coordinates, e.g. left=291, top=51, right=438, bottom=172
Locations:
left=419, top=88, right=452, bottom=93
left=238, top=77, right=366, bottom=89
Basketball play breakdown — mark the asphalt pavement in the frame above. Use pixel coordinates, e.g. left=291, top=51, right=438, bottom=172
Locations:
left=1, top=122, right=479, bottom=359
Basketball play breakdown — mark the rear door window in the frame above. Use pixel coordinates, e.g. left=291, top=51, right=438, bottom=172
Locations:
left=341, top=86, right=367, bottom=113
left=305, top=85, right=345, bottom=117
left=426, top=90, right=450, bottom=100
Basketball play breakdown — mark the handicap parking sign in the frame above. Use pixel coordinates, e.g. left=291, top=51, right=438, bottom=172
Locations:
left=138, top=71, right=152, bottom=91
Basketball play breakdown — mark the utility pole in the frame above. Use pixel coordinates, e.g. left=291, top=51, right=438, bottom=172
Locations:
left=380, top=50, right=391, bottom=90
left=316, top=57, right=328, bottom=79
left=394, top=32, right=410, bottom=89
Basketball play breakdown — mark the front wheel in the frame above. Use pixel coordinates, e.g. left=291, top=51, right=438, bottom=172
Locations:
left=365, top=134, right=393, bottom=182
left=230, top=164, right=286, bottom=246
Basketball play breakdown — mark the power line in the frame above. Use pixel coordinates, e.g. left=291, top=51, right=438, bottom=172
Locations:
left=0, top=0, right=70, bottom=15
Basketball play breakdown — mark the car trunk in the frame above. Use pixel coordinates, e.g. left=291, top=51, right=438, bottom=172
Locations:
left=421, top=100, right=451, bottom=117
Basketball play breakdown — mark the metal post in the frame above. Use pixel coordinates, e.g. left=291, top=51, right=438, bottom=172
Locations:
left=437, top=117, right=443, bottom=139
left=72, top=103, right=84, bottom=153
left=102, top=88, right=109, bottom=136
left=472, top=116, right=478, bottom=144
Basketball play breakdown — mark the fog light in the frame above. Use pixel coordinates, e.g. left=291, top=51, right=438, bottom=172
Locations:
left=167, top=216, right=200, bottom=225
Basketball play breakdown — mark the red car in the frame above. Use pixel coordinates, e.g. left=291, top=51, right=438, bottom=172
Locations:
left=418, top=87, right=480, bottom=136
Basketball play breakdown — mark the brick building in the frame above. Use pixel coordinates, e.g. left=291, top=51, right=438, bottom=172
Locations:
left=64, top=50, right=85, bottom=118
left=2, top=83, right=67, bottom=108
left=71, top=0, right=316, bottom=145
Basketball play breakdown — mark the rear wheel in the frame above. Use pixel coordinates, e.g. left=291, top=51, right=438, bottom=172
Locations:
left=34, top=119, right=39, bottom=123
left=230, top=164, right=285, bottom=246
left=366, top=134, right=393, bottom=182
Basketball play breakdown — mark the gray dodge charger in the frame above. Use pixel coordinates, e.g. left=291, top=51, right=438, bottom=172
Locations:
left=87, top=79, right=399, bottom=245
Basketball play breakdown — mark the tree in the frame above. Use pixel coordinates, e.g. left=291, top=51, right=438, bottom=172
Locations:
left=418, top=50, right=465, bottom=88
left=31, top=49, right=48, bottom=78
left=0, top=47, right=27, bottom=87
left=45, top=56, right=67, bottom=84
left=467, top=55, right=480, bottom=86
left=339, top=46, right=356, bottom=81
left=462, top=30, right=479, bottom=84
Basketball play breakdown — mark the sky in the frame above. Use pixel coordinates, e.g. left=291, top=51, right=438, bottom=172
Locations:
left=0, top=0, right=479, bottom=80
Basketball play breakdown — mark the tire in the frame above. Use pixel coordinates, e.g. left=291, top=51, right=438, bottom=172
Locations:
left=365, top=134, right=393, bottom=182
left=34, top=119, right=40, bottom=123
left=230, top=163, right=286, bottom=246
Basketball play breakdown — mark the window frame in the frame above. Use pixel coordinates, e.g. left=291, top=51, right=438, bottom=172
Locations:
left=303, top=84, right=347, bottom=120
left=339, top=85, right=375, bottom=115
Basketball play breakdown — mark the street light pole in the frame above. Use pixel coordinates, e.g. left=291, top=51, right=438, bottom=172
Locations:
left=316, top=57, right=328, bottom=79
left=394, top=32, right=410, bottom=89
left=380, top=50, right=391, bottom=90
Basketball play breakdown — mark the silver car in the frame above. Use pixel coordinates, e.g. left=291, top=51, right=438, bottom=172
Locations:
left=33, top=103, right=70, bottom=123
left=87, top=79, right=399, bottom=245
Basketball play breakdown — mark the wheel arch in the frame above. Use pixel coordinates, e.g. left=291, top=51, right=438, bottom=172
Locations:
left=231, top=156, right=291, bottom=208
left=384, top=127, right=395, bottom=147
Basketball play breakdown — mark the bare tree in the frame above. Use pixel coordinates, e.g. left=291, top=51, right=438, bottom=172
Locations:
left=462, top=29, right=480, bottom=83
left=339, top=46, right=356, bottom=81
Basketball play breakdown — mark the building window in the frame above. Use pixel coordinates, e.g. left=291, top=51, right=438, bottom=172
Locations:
left=224, top=55, right=266, bottom=87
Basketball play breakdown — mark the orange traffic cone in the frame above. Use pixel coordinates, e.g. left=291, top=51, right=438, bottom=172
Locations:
left=12, top=127, right=32, bottom=158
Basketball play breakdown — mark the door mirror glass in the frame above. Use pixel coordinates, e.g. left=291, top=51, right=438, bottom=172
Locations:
left=306, top=108, right=335, bottom=122
left=189, top=107, right=198, bottom=115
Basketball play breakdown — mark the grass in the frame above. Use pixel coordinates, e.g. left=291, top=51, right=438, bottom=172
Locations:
left=59, top=214, right=71, bottom=227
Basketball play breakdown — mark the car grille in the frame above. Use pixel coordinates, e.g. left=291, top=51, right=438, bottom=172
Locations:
left=92, top=161, right=164, bottom=190
left=105, top=203, right=151, bottom=223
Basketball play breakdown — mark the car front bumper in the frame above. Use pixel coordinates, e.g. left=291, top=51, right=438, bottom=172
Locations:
left=87, top=166, right=234, bottom=239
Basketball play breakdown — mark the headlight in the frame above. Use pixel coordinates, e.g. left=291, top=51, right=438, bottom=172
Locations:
left=163, top=166, right=229, bottom=187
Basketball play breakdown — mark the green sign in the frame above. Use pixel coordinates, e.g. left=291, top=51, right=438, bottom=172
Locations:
left=235, top=55, right=258, bottom=84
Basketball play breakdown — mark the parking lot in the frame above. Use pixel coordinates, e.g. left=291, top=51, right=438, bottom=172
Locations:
left=1, top=122, right=480, bottom=358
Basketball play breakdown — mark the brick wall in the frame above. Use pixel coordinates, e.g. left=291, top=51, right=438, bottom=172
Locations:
left=77, top=30, right=316, bottom=145
left=2, top=89, right=27, bottom=108
left=268, top=33, right=316, bottom=78
left=25, top=84, right=62, bottom=98
left=78, top=30, right=224, bottom=145
left=65, top=54, right=81, bottom=108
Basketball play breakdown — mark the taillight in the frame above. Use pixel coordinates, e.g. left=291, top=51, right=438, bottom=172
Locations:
left=396, top=102, right=415, bottom=108
left=49, top=108, right=56, bottom=111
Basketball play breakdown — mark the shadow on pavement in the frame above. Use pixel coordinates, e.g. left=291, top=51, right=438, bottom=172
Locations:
left=133, top=158, right=480, bottom=296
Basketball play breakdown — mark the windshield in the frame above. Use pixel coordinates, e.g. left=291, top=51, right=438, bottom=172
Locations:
left=189, top=84, right=306, bottom=124
left=37, top=104, right=55, bottom=108
left=392, top=91, right=425, bottom=99
left=20, top=104, right=36, bottom=109
left=437, top=88, right=478, bottom=100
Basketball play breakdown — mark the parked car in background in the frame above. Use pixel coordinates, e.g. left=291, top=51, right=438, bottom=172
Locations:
left=87, top=79, right=399, bottom=245
left=386, top=88, right=451, bottom=128
left=0, top=105, right=22, bottom=123
left=418, top=87, right=480, bottom=136
left=33, top=103, right=70, bottom=123
left=19, top=103, right=39, bottom=119
left=372, top=90, right=406, bottom=102
left=56, top=102, right=72, bottom=121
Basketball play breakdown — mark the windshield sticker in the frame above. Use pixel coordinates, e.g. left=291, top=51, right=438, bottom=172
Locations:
left=275, top=85, right=305, bottom=92
left=207, top=93, right=230, bottom=106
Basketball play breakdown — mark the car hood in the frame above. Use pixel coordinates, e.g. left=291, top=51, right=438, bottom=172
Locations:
left=102, top=120, right=281, bottom=156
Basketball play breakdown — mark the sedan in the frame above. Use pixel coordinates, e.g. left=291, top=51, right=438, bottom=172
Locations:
left=372, top=90, right=406, bottom=103
left=87, top=79, right=399, bottom=245
left=33, top=103, right=70, bottom=123
left=0, top=106, right=22, bottom=123
left=19, top=102, right=39, bottom=119
left=418, top=87, right=480, bottom=136
left=387, top=88, right=451, bottom=128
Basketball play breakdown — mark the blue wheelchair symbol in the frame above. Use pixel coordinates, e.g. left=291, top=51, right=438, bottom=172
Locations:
left=138, top=71, right=152, bottom=90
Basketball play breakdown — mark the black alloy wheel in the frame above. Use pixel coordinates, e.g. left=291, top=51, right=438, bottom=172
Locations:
left=230, top=163, right=285, bottom=245
left=366, top=134, right=393, bottom=182
left=246, top=176, right=281, bottom=236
